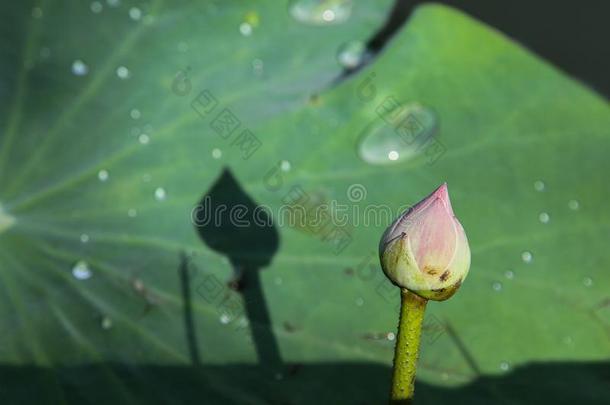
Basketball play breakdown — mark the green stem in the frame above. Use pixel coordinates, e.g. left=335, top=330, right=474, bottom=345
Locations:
left=390, top=288, right=428, bottom=404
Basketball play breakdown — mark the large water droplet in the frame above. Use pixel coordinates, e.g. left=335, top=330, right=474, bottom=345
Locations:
left=280, top=160, right=291, bottom=172
left=358, top=103, right=438, bottom=165
left=107, top=0, right=120, bottom=7
left=219, top=313, right=231, bottom=324
left=583, top=277, right=593, bottom=287
left=499, top=361, right=510, bottom=371
left=521, top=251, right=533, bottom=263
left=80, top=233, right=90, bottom=243
left=386, top=332, right=395, bottom=341
left=289, top=0, right=352, bottom=25
left=336, top=40, right=367, bottom=69
left=130, top=108, right=141, bottom=119
left=71, top=60, right=89, bottom=76
left=72, top=260, right=92, bottom=280
left=533, top=180, right=545, bottom=192
left=212, top=148, right=222, bottom=159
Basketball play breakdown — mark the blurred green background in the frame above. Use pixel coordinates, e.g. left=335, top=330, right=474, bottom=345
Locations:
left=0, top=1, right=609, bottom=404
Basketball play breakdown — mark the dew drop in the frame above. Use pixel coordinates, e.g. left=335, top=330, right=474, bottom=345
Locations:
left=72, top=260, right=92, bottom=280
left=521, top=251, right=532, bottom=264
left=538, top=212, right=550, bottom=224
left=583, top=277, right=593, bottom=287
left=563, top=335, right=574, bottom=345
left=492, top=281, right=502, bottom=291
left=97, top=169, right=109, bottom=182
left=274, top=277, right=283, bottom=286
left=127, top=208, right=137, bottom=218
left=138, top=134, right=150, bottom=144
left=499, top=361, right=510, bottom=371
left=129, top=7, right=142, bottom=21
left=219, top=313, right=231, bottom=324
left=90, top=1, right=103, bottom=13
left=101, top=316, right=113, bottom=330
left=71, top=59, right=89, bottom=76
left=80, top=233, right=90, bottom=243
left=107, top=0, right=120, bottom=7
left=533, top=180, right=545, bottom=192
left=154, top=187, right=167, bottom=201
left=280, top=160, right=291, bottom=172
left=358, top=103, right=438, bottom=165
left=289, top=0, right=352, bottom=25
left=355, top=297, right=364, bottom=306
left=504, top=270, right=514, bottom=279
left=116, top=65, right=130, bottom=79
left=336, top=40, right=366, bottom=69
left=239, top=22, right=253, bottom=36
left=568, top=200, right=580, bottom=210
left=32, top=7, right=43, bottom=19
left=387, top=332, right=395, bottom=341
left=130, top=108, right=141, bottom=119
left=212, top=148, right=222, bottom=159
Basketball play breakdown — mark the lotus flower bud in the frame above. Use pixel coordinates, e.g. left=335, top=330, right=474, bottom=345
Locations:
left=379, top=183, right=470, bottom=301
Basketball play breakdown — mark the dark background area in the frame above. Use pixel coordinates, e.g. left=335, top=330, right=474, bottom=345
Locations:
left=370, top=0, right=610, bottom=98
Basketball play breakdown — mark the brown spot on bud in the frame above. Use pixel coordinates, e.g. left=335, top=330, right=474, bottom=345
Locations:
left=424, top=266, right=439, bottom=275
left=439, top=270, right=450, bottom=282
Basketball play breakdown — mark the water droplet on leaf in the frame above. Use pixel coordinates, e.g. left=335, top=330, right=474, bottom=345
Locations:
left=129, top=7, right=141, bottom=21
left=71, top=60, right=89, bottom=76
left=90, top=1, right=103, bottom=13
left=289, top=0, right=352, bottom=25
left=521, top=251, right=532, bottom=263
left=568, top=200, right=579, bottom=210
left=98, top=169, right=109, bottom=182
left=538, top=212, right=550, bottom=224
left=358, top=103, right=438, bottom=165
left=72, top=261, right=92, bottom=280
left=101, top=316, right=113, bottom=330
left=154, top=187, right=167, bottom=201
left=336, top=40, right=366, bottom=69
left=116, top=65, right=130, bottom=79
